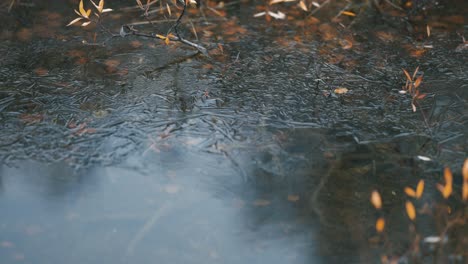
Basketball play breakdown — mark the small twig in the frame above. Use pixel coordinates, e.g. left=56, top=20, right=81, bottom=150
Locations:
left=122, top=25, right=207, bottom=55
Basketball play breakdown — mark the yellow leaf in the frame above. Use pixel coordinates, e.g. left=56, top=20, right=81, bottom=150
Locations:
left=370, top=190, right=382, bottom=209
left=341, top=11, right=356, bottom=17
left=165, top=36, right=170, bottom=45
left=99, top=0, right=104, bottom=13
left=66, top=17, right=83, bottom=26
left=86, top=9, right=92, bottom=18
left=79, top=0, right=88, bottom=18
left=156, top=34, right=166, bottom=39
left=416, top=180, right=424, bottom=199
left=404, top=187, right=416, bottom=198
left=376, top=217, right=385, bottom=233
left=406, top=201, right=416, bottom=221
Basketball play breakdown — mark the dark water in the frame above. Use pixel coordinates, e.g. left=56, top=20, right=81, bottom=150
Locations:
left=0, top=1, right=467, bottom=263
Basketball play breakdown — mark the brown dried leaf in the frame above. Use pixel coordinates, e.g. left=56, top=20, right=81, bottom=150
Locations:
left=414, top=75, right=423, bottom=88
left=403, top=69, right=412, bottom=82
left=287, top=194, right=300, bottom=202
left=253, top=199, right=271, bottom=206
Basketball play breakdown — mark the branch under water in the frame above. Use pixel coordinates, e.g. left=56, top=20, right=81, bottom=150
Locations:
left=120, top=0, right=208, bottom=56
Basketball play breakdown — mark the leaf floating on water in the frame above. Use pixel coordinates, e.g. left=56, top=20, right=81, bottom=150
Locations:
left=287, top=194, right=300, bottom=202
left=164, top=184, right=180, bottom=194
left=405, top=187, right=417, bottom=198
left=417, top=155, right=431, bottom=161
left=1, top=241, right=14, bottom=248
left=298, top=1, right=308, bottom=11
left=405, top=201, right=416, bottom=221
left=341, top=11, right=356, bottom=17
left=437, top=167, right=453, bottom=199
left=375, top=217, right=385, bottom=233
left=253, top=11, right=285, bottom=20
left=334, top=87, right=349, bottom=94
left=416, top=180, right=424, bottom=199
left=253, top=199, right=271, bottom=206
left=462, top=159, right=468, bottom=201
left=370, top=190, right=382, bottom=209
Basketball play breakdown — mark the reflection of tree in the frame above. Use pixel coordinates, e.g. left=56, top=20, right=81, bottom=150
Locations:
left=237, top=128, right=440, bottom=263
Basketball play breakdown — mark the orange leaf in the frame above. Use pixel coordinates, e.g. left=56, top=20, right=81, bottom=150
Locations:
left=371, top=190, right=382, bottom=209
left=406, top=201, right=416, bottom=220
left=416, top=180, right=424, bottom=199
left=376, top=217, right=385, bottom=233
left=404, top=187, right=417, bottom=198
left=414, top=75, right=423, bottom=88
